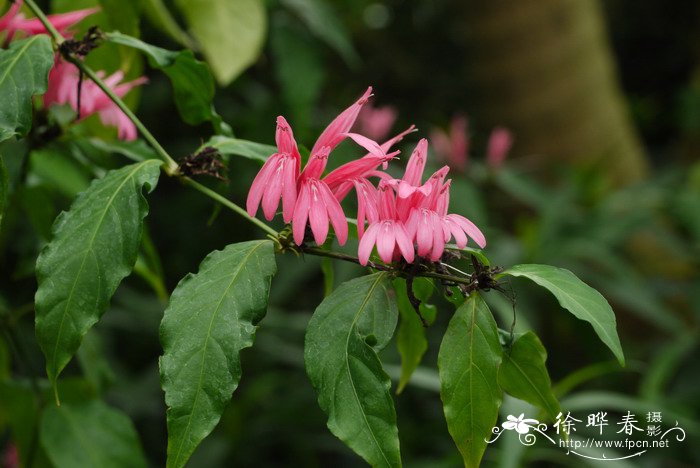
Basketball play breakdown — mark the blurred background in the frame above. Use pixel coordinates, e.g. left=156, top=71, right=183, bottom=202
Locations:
left=1, top=0, right=699, bottom=466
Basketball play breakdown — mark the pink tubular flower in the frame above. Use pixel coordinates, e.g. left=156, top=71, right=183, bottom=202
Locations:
left=435, top=180, right=486, bottom=250
left=326, top=125, right=416, bottom=202
left=359, top=182, right=414, bottom=265
left=246, top=116, right=301, bottom=223
left=430, top=114, right=469, bottom=171
left=486, top=126, right=513, bottom=169
left=353, top=101, right=397, bottom=141
left=44, top=60, right=147, bottom=140
left=358, top=137, right=485, bottom=265
left=2, top=442, right=18, bottom=468
left=0, top=1, right=98, bottom=43
left=247, top=88, right=487, bottom=260
left=247, top=87, right=373, bottom=246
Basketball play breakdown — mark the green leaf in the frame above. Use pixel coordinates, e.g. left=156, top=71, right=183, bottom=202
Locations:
left=438, top=293, right=502, bottom=468
left=498, top=264, right=625, bottom=366
left=105, top=32, right=219, bottom=126
left=0, top=153, right=7, bottom=229
left=35, top=160, right=161, bottom=393
left=445, top=245, right=491, bottom=267
left=304, top=273, right=401, bottom=467
left=498, top=331, right=561, bottom=420
left=175, top=0, right=267, bottom=85
left=160, top=240, right=276, bottom=468
left=40, top=400, right=148, bottom=468
left=29, top=148, right=91, bottom=198
left=73, top=137, right=159, bottom=164
left=393, top=278, right=436, bottom=393
left=203, top=135, right=277, bottom=164
left=0, top=35, right=54, bottom=142
left=280, top=0, right=359, bottom=66
left=142, top=0, right=196, bottom=49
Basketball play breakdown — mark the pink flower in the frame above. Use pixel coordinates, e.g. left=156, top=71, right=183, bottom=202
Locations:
left=358, top=182, right=414, bottom=265
left=293, top=167, right=348, bottom=246
left=246, top=116, right=300, bottom=223
left=430, top=114, right=469, bottom=171
left=326, top=125, right=416, bottom=202
left=353, top=101, right=397, bottom=141
left=248, top=88, right=488, bottom=260
left=358, top=139, right=485, bottom=265
left=44, top=59, right=147, bottom=140
left=486, top=126, right=513, bottom=169
left=0, top=1, right=98, bottom=44
left=2, top=442, right=18, bottom=468
left=435, top=180, right=486, bottom=250
left=247, top=87, right=373, bottom=246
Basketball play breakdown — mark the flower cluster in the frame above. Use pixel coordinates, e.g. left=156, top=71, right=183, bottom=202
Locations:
left=1, top=1, right=146, bottom=140
left=247, top=88, right=486, bottom=266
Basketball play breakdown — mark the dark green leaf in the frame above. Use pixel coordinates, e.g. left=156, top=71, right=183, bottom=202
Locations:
left=438, top=293, right=502, bottom=468
left=35, top=160, right=161, bottom=392
left=498, top=264, right=625, bottom=366
left=203, top=135, right=276, bottom=164
left=175, top=0, right=267, bottom=85
left=160, top=240, right=276, bottom=468
left=498, top=331, right=560, bottom=420
left=393, top=278, right=436, bottom=393
left=105, top=32, right=219, bottom=126
left=0, top=36, right=54, bottom=141
left=280, top=0, right=359, bottom=66
left=305, top=273, right=401, bottom=467
left=73, top=137, right=159, bottom=164
left=445, top=245, right=491, bottom=267
left=41, top=400, right=147, bottom=468
left=29, top=148, right=91, bottom=198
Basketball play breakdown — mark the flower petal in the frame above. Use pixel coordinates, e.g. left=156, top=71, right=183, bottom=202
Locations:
left=281, top=156, right=298, bottom=223
left=311, top=86, right=372, bottom=156
left=402, top=138, right=428, bottom=186
left=394, top=223, right=415, bottom=263
left=261, top=157, right=285, bottom=220
left=376, top=222, right=396, bottom=263
left=292, top=182, right=311, bottom=245
left=448, top=214, right=486, bottom=248
left=320, top=181, right=348, bottom=245
left=342, top=132, right=385, bottom=156
left=308, top=181, right=329, bottom=245
left=246, top=154, right=279, bottom=218
left=358, top=223, right=379, bottom=265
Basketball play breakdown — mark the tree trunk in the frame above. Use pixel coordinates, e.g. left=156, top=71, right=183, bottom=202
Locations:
left=457, top=0, right=648, bottom=184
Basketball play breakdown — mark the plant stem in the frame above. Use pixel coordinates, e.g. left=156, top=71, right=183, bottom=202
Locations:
left=302, top=246, right=390, bottom=271
left=303, top=246, right=476, bottom=286
left=182, top=178, right=278, bottom=237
